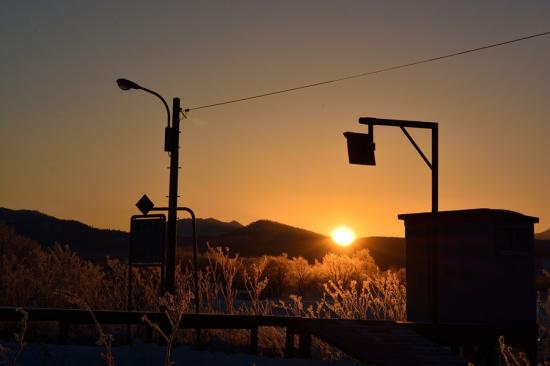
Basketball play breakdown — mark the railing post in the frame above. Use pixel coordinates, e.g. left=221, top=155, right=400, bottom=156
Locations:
left=298, top=331, right=312, bottom=359
left=250, top=326, right=258, bottom=354
left=146, top=325, right=153, bottom=343
left=285, top=327, right=295, bottom=358
left=58, top=319, right=69, bottom=343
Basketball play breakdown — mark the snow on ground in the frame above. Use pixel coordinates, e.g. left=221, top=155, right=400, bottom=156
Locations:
left=4, top=342, right=361, bottom=366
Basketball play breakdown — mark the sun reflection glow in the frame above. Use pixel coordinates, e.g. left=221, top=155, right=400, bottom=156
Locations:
left=331, top=226, right=356, bottom=247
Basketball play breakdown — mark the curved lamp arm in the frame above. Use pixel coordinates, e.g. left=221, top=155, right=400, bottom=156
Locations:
left=116, top=78, right=171, bottom=127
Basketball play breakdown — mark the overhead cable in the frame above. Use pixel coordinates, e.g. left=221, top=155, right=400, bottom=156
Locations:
left=185, top=30, right=550, bottom=112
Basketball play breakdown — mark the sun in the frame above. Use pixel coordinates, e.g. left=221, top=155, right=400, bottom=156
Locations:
left=331, top=226, right=356, bottom=247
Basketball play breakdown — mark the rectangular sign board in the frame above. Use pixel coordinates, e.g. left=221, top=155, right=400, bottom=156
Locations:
left=130, top=214, right=166, bottom=265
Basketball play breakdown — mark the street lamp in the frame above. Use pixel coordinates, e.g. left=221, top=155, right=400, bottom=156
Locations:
left=116, top=78, right=181, bottom=295
left=344, top=116, right=440, bottom=323
left=116, top=79, right=170, bottom=128
left=344, top=117, right=438, bottom=213
left=116, top=78, right=140, bottom=91
left=343, top=123, right=376, bottom=166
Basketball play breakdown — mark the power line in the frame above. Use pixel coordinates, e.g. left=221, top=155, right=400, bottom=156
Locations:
left=185, top=30, right=550, bottom=113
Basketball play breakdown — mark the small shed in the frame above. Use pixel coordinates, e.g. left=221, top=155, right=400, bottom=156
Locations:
left=398, top=209, right=538, bottom=325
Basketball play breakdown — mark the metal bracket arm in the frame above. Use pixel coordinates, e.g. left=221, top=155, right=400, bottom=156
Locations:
left=399, top=127, right=432, bottom=170
left=140, top=86, right=171, bottom=128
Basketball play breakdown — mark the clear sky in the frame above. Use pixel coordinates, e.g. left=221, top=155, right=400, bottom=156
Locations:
left=1, top=1, right=549, bottom=237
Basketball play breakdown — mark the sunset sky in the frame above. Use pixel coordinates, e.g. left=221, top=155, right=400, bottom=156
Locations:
left=1, top=1, right=549, bottom=238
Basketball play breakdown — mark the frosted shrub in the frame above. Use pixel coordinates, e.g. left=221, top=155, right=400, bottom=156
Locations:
left=243, top=256, right=269, bottom=315
left=264, top=254, right=291, bottom=298
left=0, top=240, right=105, bottom=309
left=320, top=270, right=406, bottom=321
left=101, top=258, right=129, bottom=310
left=143, top=291, right=193, bottom=366
left=197, top=262, right=222, bottom=313
left=278, top=294, right=312, bottom=318
left=498, top=336, right=532, bottom=366
left=200, top=245, right=241, bottom=314
left=313, top=249, right=377, bottom=285
left=288, top=257, right=312, bottom=296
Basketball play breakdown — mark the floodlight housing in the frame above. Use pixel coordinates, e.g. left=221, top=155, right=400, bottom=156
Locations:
left=344, top=131, right=376, bottom=165
left=117, top=78, right=141, bottom=91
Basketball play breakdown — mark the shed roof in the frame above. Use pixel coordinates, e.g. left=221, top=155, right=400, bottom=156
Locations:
left=398, top=208, right=539, bottom=224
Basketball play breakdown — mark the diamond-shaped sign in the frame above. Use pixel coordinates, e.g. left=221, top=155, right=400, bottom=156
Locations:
left=136, top=194, right=155, bottom=215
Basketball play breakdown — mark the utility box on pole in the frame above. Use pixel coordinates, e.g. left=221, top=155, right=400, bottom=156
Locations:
left=398, top=208, right=538, bottom=325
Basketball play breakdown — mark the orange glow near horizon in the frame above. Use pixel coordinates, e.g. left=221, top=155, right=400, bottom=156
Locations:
left=331, top=226, right=356, bottom=247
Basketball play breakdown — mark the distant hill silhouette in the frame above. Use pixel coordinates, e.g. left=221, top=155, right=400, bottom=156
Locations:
left=180, top=219, right=406, bottom=269
left=0, top=207, right=128, bottom=260
left=177, top=217, right=243, bottom=242
left=1, top=207, right=406, bottom=269
left=209, top=219, right=333, bottom=261
left=536, top=229, right=550, bottom=241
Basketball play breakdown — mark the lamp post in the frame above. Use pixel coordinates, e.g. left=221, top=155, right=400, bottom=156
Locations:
left=344, top=117, right=439, bottom=323
left=344, top=117, right=438, bottom=213
left=116, top=78, right=180, bottom=295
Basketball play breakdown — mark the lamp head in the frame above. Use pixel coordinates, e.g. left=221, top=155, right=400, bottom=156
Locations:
left=116, top=78, right=141, bottom=91
left=344, top=131, right=376, bottom=165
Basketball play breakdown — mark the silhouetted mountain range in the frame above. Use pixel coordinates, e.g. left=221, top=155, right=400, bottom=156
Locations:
left=12, top=208, right=550, bottom=271
left=198, top=219, right=333, bottom=260
left=178, top=219, right=406, bottom=268
left=536, top=229, right=550, bottom=241
left=177, top=217, right=243, bottom=239
left=0, top=207, right=128, bottom=260
left=2, top=207, right=549, bottom=270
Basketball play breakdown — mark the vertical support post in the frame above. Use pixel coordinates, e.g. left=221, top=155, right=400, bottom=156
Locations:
left=128, top=226, right=134, bottom=312
left=250, top=326, right=258, bottom=355
left=368, top=122, right=374, bottom=139
left=432, top=124, right=438, bottom=214
left=431, top=124, right=439, bottom=325
left=165, top=98, right=181, bottom=295
left=525, top=325, right=538, bottom=365
left=298, top=331, right=312, bottom=358
left=187, top=211, right=202, bottom=344
left=58, top=320, right=69, bottom=343
left=146, top=326, right=153, bottom=343
left=127, top=234, right=133, bottom=343
left=190, top=213, right=199, bottom=313
left=285, top=328, right=295, bottom=358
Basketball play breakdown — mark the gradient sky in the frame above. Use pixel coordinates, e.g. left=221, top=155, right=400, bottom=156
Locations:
left=1, top=1, right=549, bottom=237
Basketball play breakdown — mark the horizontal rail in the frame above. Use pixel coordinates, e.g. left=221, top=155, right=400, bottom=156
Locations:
left=0, top=307, right=163, bottom=324
left=359, top=117, right=438, bottom=129
left=0, top=307, right=391, bottom=329
left=2, top=307, right=530, bottom=332
left=0, top=307, right=305, bottom=328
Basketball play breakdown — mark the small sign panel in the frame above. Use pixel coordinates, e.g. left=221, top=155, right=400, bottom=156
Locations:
left=136, top=194, right=155, bottom=215
left=130, top=214, right=166, bottom=264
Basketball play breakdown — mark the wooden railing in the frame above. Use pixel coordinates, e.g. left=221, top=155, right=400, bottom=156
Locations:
left=2, top=306, right=532, bottom=365
left=0, top=307, right=319, bottom=358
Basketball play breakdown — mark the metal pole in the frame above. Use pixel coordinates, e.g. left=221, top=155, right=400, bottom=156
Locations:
left=127, top=226, right=134, bottom=343
left=431, top=125, right=439, bottom=325
left=165, top=98, right=181, bottom=294
left=355, top=117, right=441, bottom=324
left=432, top=125, right=438, bottom=213
left=190, top=213, right=200, bottom=313
left=189, top=211, right=201, bottom=345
